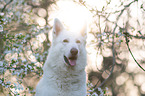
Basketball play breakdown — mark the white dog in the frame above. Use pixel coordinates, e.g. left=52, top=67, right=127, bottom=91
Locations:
left=36, top=18, right=87, bottom=96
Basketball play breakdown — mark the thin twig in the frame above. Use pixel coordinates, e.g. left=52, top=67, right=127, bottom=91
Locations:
left=1, top=0, right=13, bottom=12
left=129, top=34, right=145, bottom=39
left=124, top=35, right=145, bottom=71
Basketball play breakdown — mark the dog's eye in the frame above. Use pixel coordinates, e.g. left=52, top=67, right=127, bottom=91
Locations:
left=76, top=40, right=81, bottom=43
left=63, top=39, right=69, bottom=43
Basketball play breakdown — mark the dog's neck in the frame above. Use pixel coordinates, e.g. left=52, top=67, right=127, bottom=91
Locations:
left=43, top=65, right=85, bottom=78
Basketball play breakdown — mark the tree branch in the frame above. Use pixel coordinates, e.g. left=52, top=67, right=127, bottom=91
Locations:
left=96, top=0, right=136, bottom=88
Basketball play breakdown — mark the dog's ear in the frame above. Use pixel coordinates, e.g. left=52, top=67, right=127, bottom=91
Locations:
left=53, top=18, right=64, bottom=36
left=80, top=22, right=87, bottom=38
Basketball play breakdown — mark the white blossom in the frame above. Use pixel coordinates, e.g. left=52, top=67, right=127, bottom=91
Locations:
left=0, top=13, right=4, bottom=16
left=0, top=61, right=3, bottom=66
left=2, top=83, right=5, bottom=86
left=6, top=81, right=11, bottom=84
left=0, top=80, right=2, bottom=84
left=0, top=25, right=3, bottom=32
left=98, top=87, right=104, bottom=96
left=28, top=65, right=32, bottom=69
left=92, top=92, right=98, bottom=96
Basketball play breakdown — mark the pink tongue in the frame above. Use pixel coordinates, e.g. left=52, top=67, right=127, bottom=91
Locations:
left=68, top=59, right=76, bottom=66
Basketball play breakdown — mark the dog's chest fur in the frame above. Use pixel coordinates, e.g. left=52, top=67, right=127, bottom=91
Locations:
left=41, top=69, right=86, bottom=96
left=45, top=68, right=85, bottom=88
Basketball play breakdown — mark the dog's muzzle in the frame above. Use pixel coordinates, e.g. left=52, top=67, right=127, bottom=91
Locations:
left=64, top=48, right=78, bottom=66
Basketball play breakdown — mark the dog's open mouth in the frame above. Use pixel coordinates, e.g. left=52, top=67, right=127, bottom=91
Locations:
left=64, top=55, right=77, bottom=66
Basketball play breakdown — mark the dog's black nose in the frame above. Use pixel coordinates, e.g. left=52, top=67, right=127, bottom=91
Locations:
left=70, top=48, right=78, bottom=55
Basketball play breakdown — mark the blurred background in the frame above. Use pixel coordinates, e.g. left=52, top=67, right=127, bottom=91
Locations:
left=0, top=0, right=145, bottom=96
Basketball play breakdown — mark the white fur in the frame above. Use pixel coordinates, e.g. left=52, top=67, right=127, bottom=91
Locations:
left=36, top=18, right=87, bottom=96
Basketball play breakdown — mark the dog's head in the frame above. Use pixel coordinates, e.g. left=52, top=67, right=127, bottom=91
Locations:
left=50, top=18, right=87, bottom=69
